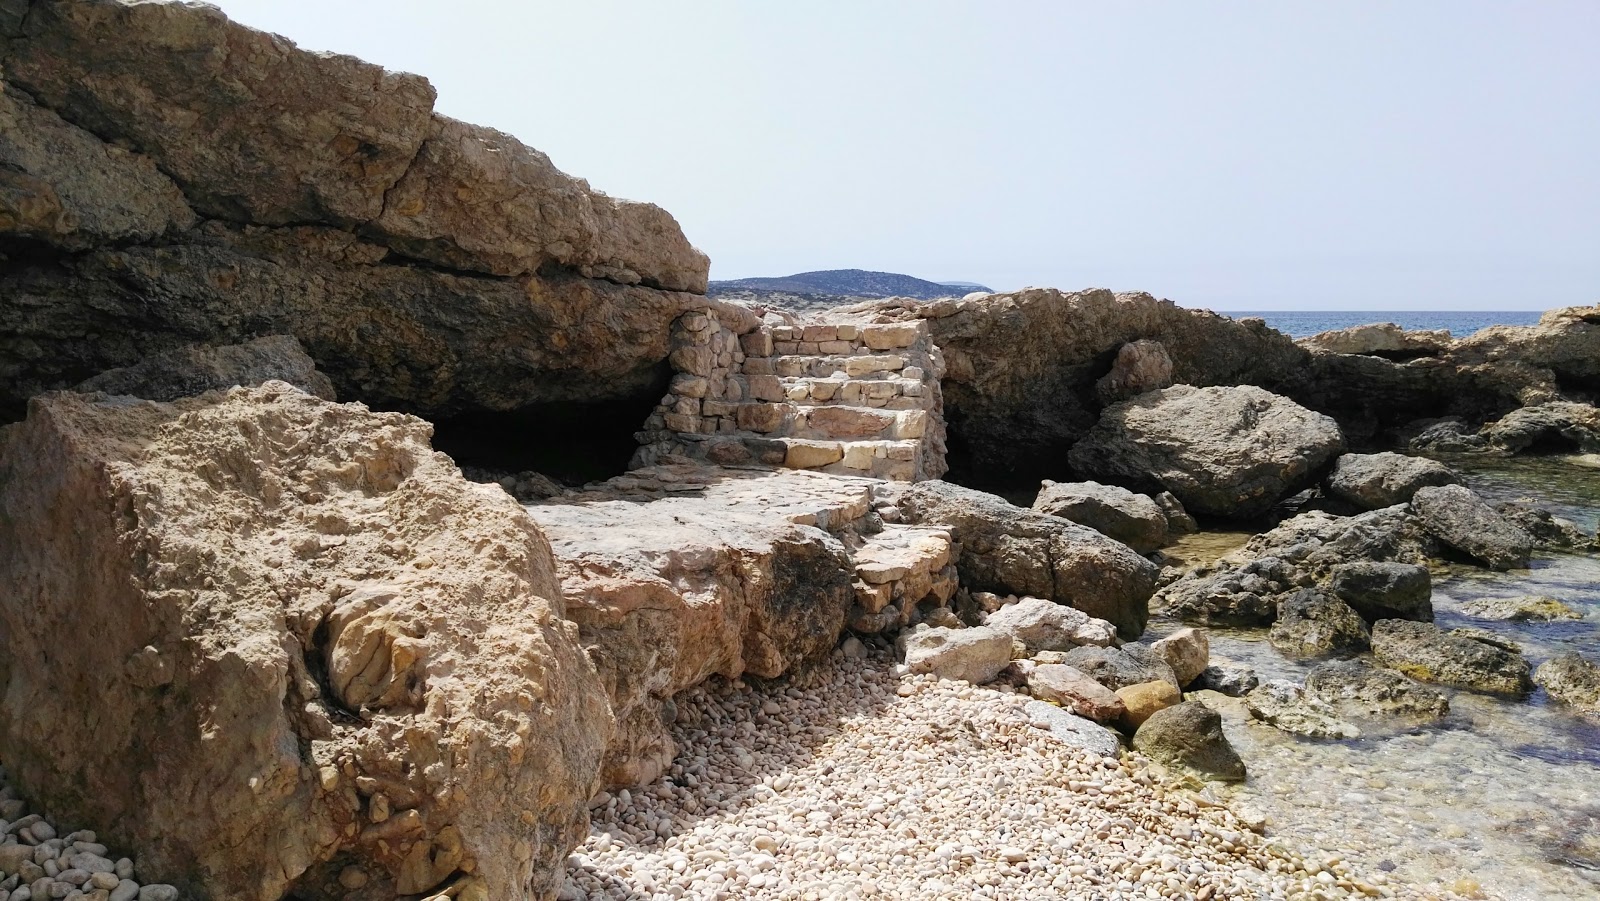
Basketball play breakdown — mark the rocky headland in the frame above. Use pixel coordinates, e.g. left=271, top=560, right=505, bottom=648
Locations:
left=1, top=3, right=1598, bottom=901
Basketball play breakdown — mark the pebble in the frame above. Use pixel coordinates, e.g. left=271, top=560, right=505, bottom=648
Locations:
left=0, top=765, right=170, bottom=901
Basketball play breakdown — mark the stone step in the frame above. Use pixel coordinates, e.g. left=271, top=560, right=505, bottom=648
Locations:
left=848, top=524, right=959, bottom=633
left=746, top=354, right=926, bottom=381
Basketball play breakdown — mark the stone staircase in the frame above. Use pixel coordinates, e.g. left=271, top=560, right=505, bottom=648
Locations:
left=632, top=309, right=948, bottom=481
left=847, top=523, right=959, bottom=632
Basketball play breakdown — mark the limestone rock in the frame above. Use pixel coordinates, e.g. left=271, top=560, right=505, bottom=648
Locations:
left=900, top=626, right=1013, bottom=685
left=896, top=481, right=1158, bottom=638
left=0, top=384, right=612, bottom=901
left=5, top=0, right=437, bottom=227
left=1245, top=681, right=1361, bottom=740
left=1094, top=339, right=1174, bottom=404
left=1133, top=702, right=1246, bottom=782
left=525, top=466, right=863, bottom=787
left=1032, top=480, right=1168, bottom=553
left=1407, top=417, right=1489, bottom=453
left=1268, top=590, right=1370, bottom=659
left=1149, top=628, right=1209, bottom=687
left=1411, top=484, right=1534, bottom=570
left=1326, top=561, right=1433, bottom=623
left=1535, top=653, right=1600, bottom=716
left=1155, top=557, right=1289, bottom=627
left=1325, top=452, right=1458, bottom=510
left=371, top=115, right=708, bottom=292
left=1154, top=491, right=1199, bottom=534
left=1025, top=665, right=1126, bottom=724
left=1117, top=681, right=1183, bottom=730
left=73, top=336, right=336, bottom=403
left=1194, top=664, right=1259, bottom=697
left=982, top=596, right=1119, bottom=652
left=1494, top=501, right=1594, bottom=550
left=1304, top=660, right=1449, bottom=725
left=0, top=73, right=194, bottom=248
left=1371, top=619, right=1534, bottom=696
left=1461, top=595, right=1583, bottom=622
left=1068, top=385, right=1346, bottom=519
left=1061, top=645, right=1179, bottom=693
left=1298, top=323, right=1451, bottom=358
left=1021, top=701, right=1123, bottom=758
left=1481, top=401, right=1600, bottom=455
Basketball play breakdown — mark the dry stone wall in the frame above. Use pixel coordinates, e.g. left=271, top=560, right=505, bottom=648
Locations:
left=633, top=312, right=948, bottom=481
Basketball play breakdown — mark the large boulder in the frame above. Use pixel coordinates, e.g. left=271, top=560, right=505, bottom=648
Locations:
left=1061, top=645, right=1179, bottom=692
left=1068, top=385, right=1346, bottom=519
left=0, top=385, right=613, bottom=901
left=900, top=626, right=1013, bottom=685
left=1132, top=702, right=1246, bottom=782
left=1325, top=452, right=1458, bottom=510
left=0, top=0, right=716, bottom=425
left=1032, top=480, right=1168, bottom=552
left=73, top=335, right=336, bottom=403
left=1535, top=653, right=1600, bottom=716
left=1326, top=561, right=1433, bottom=623
left=1245, top=680, right=1361, bottom=740
left=1026, top=665, right=1126, bottom=724
left=1410, top=485, right=1534, bottom=570
left=1481, top=402, right=1600, bottom=455
left=1371, top=620, right=1534, bottom=696
left=1268, top=590, right=1371, bottom=659
left=525, top=466, right=862, bottom=787
left=896, top=481, right=1158, bottom=638
left=1304, top=660, right=1450, bottom=725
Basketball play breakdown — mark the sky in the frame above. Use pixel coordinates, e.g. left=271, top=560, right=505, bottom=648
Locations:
left=208, top=1, right=1598, bottom=311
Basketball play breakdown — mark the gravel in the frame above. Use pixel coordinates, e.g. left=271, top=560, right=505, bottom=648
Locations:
left=562, top=650, right=1468, bottom=901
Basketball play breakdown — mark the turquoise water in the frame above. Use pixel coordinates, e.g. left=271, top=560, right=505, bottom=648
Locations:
left=1218, top=311, right=1545, bottom=340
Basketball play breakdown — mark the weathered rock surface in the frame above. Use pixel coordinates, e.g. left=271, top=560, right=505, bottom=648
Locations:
left=1021, top=701, right=1123, bottom=758
left=0, top=72, right=195, bottom=248
left=1069, top=385, right=1346, bottom=519
left=896, top=481, right=1158, bottom=638
left=900, top=626, right=1013, bottom=685
left=1325, top=452, right=1458, bottom=510
left=1371, top=620, right=1534, bottom=696
left=73, top=335, right=336, bottom=402
left=1195, top=664, right=1259, bottom=697
left=1153, top=491, right=1199, bottom=534
left=1245, top=681, right=1361, bottom=740
left=844, top=289, right=1313, bottom=488
left=1411, top=485, right=1534, bottom=570
left=1116, top=681, right=1184, bottom=730
left=1494, top=501, right=1595, bottom=550
left=0, top=0, right=714, bottom=425
left=525, top=465, right=867, bottom=786
left=1268, top=590, right=1371, bottom=659
left=0, top=384, right=613, bottom=901
left=1326, top=561, right=1433, bottom=623
left=1094, top=339, right=1174, bottom=404
left=1133, top=702, right=1246, bottom=782
left=1304, top=660, right=1450, bottom=725
left=1482, top=402, right=1600, bottom=455
left=1032, top=480, right=1168, bottom=552
left=1025, top=665, right=1126, bottom=724
left=1461, top=595, right=1583, bottom=622
left=1534, top=653, right=1600, bottom=716
left=982, top=596, right=1119, bottom=652
left=1298, top=323, right=1451, bottom=358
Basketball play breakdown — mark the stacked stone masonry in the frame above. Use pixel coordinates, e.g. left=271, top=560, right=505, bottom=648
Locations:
left=633, top=312, right=949, bottom=481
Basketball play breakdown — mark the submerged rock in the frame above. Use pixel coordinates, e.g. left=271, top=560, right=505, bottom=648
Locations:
left=1069, top=384, right=1346, bottom=519
left=1268, top=590, right=1371, bottom=659
left=1133, top=702, right=1246, bottom=782
left=1371, top=620, right=1534, bottom=696
left=1032, top=480, right=1169, bottom=552
left=1325, top=452, right=1458, bottom=510
left=897, top=480, right=1158, bottom=638
left=1535, top=653, right=1600, bottom=716
left=1410, top=485, right=1534, bottom=570
left=1245, top=680, right=1361, bottom=740
left=1195, top=663, right=1260, bottom=697
left=1462, top=596, right=1584, bottom=622
left=1304, top=660, right=1450, bottom=724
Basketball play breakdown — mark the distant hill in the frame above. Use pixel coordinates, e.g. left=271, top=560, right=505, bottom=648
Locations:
left=709, top=269, right=991, bottom=302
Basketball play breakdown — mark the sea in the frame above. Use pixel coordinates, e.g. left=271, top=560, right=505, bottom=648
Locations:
left=1217, top=310, right=1545, bottom=340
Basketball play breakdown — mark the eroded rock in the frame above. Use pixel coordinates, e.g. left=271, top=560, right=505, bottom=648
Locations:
left=1325, top=452, right=1458, bottom=510
left=73, top=335, right=335, bottom=403
left=1032, top=480, right=1168, bottom=552
left=1371, top=619, right=1533, bottom=696
left=1411, top=485, right=1534, bottom=570
left=1133, top=702, right=1246, bottom=782
left=1268, top=590, right=1370, bottom=659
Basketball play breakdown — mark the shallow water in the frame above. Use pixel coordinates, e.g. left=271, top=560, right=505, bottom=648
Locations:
left=1161, top=455, right=1600, bottom=901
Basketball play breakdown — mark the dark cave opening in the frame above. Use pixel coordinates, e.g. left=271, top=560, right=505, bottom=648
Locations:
left=1522, top=431, right=1583, bottom=456
left=428, top=366, right=669, bottom=487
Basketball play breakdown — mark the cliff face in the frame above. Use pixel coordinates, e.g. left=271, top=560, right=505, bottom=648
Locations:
left=0, top=0, right=711, bottom=426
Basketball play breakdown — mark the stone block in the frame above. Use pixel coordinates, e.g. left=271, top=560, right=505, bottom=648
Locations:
left=901, top=381, right=925, bottom=397
left=783, top=440, right=844, bottom=469
left=671, top=395, right=700, bottom=416
left=702, top=400, right=737, bottom=417
left=671, top=375, right=709, bottom=398
left=803, top=325, right=838, bottom=342
left=748, top=375, right=785, bottom=402
left=736, top=403, right=785, bottom=433
left=896, top=410, right=929, bottom=439
left=740, top=331, right=773, bottom=357
left=887, top=441, right=918, bottom=461
left=837, top=324, right=861, bottom=340
left=819, top=340, right=853, bottom=354
left=786, top=385, right=811, bottom=401
left=903, top=366, right=926, bottom=380
left=856, top=580, right=894, bottom=614
left=844, top=355, right=905, bottom=377
left=866, top=381, right=898, bottom=399
left=806, top=405, right=895, bottom=438
left=742, top=357, right=773, bottom=376
left=811, top=381, right=839, bottom=401
left=774, top=341, right=800, bottom=355
left=862, top=323, right=921, bottom=350
left=798, top=341, right=820, bottom=355
left=668, top=346, right=713, bottom=376
left=841, top=443, right=877, bottom=471
left=771, top=326, right=797, bottom=341
left=775, top=357, right=806, bottom=377
left=662, top=412, right=699, bottom=432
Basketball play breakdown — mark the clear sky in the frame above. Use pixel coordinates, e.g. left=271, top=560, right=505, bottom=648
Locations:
left=208, top=1, right=1597, bottom=310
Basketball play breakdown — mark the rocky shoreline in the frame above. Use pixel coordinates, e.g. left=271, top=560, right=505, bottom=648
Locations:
left=2, top=2, right=1598, bottom=900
